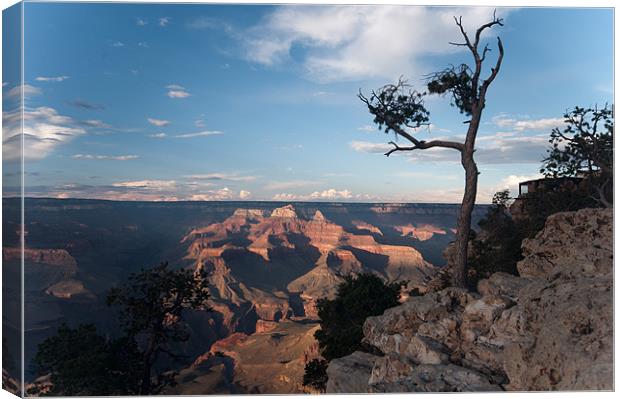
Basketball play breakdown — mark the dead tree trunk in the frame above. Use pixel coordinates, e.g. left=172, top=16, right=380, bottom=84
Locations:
left=453, top=109, right=482, bottom=287
left=359, top=13, right=504, bottom=289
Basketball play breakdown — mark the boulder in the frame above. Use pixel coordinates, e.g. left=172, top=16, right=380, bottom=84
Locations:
left=325, top=351, right=378, bottom=393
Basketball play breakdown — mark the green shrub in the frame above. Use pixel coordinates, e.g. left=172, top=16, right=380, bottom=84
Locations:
left=302, top=359, right=328, bottom=392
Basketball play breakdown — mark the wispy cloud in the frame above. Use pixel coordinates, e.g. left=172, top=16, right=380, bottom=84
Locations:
left=492, top=115, right=565, bottom=132
left=350, top=129, right=552, bottom=165
left=68, top=99, right=105, bottom=110
left=5, top=84, right=41, bottom=99
left=242, top=6, right=509, bottom=82
left=349, top=141, right=391, bottom=154
left=166, top=84, right=190, bottom=98
left=3, top=106, right=86, bottom=161
left=14, top=181, right=252, bottom=202
left=147, top=118, right=170, bottom=127
left=80, top=119, right=112, bottom=129
left=189, top=187, right=235, bottom=201
left=185, top=172, right=258, bottom=182
left=138, top=41, right=149, bottom=48
left=158, top=17, right=170, bottom=27
left=187, top=17, right=232, bottom=32
left=36, top=76, right=70, bottom=82
left=112, top=180, right=176, bottom=189
left=111, top=41, right=125, bottom=47
left=72, top=154, right=139, bottom=161
left=148, top=133, right=167, bottom=139
left=174, top=130, right=222, bottom=138
left=136, top=17, right=147, bottom=26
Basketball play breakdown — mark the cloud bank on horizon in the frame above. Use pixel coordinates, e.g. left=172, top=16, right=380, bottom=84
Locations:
left=2, top=3, right=613, bottom=203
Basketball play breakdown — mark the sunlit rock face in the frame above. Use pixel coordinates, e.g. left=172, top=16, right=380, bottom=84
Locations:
left=328, top=208, right=613, bottom=393
left=182, top=204, right=441, bottom=333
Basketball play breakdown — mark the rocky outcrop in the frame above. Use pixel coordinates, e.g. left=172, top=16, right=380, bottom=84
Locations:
left=327, top=208, right=613, bottom=392
left=394, top=224, right=447, bottom=241
left=179, top=320, right=320, bottom=394
left=326, top=351, right=379, bottom=393
left=3, top=247, right=77, bottom=268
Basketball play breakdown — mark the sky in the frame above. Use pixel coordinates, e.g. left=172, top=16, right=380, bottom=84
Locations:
left=1, top=2, right=614, bottom=203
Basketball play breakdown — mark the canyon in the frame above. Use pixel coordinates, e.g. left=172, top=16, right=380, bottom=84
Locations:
left=3, top=198, right=486, bottom=393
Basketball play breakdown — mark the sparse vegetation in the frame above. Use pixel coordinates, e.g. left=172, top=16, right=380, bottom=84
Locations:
left=466, top=105, right=614, bottom=290
left=33, top=324, right=142, bottom=396
left=302, top=359, right=328, bottom=392
left=303, top=274, right=402, bottom=390
left=466, top=189, right=521, bottom=290
left=541, top=105, right=613, bottom=207
left=32, top=262, right=211, bottom=395
left=107, top=262, right=212, bottom=395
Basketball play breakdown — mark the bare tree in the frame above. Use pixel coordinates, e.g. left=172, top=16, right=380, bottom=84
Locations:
left=359, top=13, right=504, bottom=288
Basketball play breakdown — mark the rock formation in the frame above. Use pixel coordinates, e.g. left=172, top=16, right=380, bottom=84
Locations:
left=174, top=320, right=320, bottom=394
left=327, top=208, right=613, bottom=392
left=394, top=224, right=447, bottom=241
left=182, top=204, right=439, bottom=328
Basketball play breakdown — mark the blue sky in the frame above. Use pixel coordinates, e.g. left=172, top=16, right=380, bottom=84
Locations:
left=2, top=2, right=614, bottom=203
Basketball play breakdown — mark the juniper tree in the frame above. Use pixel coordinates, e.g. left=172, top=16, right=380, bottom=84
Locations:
left=359, top=13, right=505, bottom=288
left=541, top=105, right=613, bottom=207
left=107, top=262, right=211, bottom=395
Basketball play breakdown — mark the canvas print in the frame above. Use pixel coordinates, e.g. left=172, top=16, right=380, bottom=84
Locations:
left=1, top=1, right=614, bottom=396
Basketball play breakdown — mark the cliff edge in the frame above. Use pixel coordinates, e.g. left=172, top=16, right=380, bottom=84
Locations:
left=326, top=208, right=613, bottom=392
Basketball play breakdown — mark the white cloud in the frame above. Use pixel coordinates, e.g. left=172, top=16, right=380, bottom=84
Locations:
left=147, top=118, right=170, bottom=127
left=138, top=41, right=149, bottom=48
left=112, top=180, right=176, bottom=189
left=186, top=173, right=258, bottom=182
left=493, top=116, right=565, bottom=132
left=166, top=84, right=190, bottom=98
left=158, top=17, right=170, bottom=27
left=243, top=6, right=507, bottom=82
left=136, top=17, right=147, bottom=26
left=18, top=181, right=251, bottom=202
left=174, top=130, right=223, bottom=138
left=273, top=188, right=353, bottom=201
left=310, top=188, right=353, bottom=200
left=195, top=118, right=206, bottom=128
left=72, top=154, right=139, bottom=161
left=496, top=173, right=543, bottom=197
left=2, top=106, right=86, bottom=161
left=5, top=84, right=41, bottom=99
left=35, top=76, right=70, bottom=82
left=148, top=133, right=167, bottom=139
left=349, top=140, right=392, bottom=154
left=111, top=41, right=125, bottom=47
left=189, top=187, right=234, bottom=201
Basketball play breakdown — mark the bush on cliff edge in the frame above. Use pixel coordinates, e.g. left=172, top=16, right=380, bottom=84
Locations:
left=303, top=274, right=403, bottom=391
